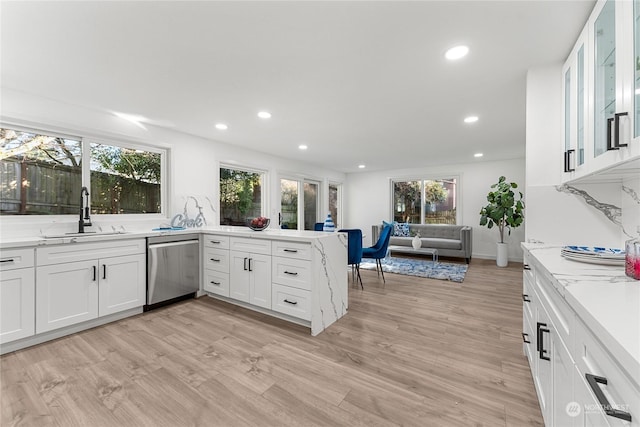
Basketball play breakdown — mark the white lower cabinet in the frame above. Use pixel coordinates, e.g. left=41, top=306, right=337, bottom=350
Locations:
left=36, top=240, right=146, bottom=334
left=271, top=283, right=311, bottom=321
left=98, top=254, right=146, bottom=316
left=230, top=251, right=271, bottom=308
left=523, top=248, right=638, bottom=427
left=36, top=260, right=99, bottom=333
left=0, top=257, right=35, bottom=344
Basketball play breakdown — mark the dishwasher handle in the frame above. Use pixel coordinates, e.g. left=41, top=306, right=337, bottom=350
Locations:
left=148, top=240, right=199, bottom=249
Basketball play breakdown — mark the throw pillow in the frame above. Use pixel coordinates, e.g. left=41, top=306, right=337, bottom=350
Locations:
left=393, top=222, right=411, bottom=237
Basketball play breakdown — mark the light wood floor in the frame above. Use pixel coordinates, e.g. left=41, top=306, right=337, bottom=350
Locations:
left=1, top=258, right=543, bottom=426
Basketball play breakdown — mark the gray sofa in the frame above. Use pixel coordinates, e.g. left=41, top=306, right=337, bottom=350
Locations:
left=372, top=223, right=472, bottom=263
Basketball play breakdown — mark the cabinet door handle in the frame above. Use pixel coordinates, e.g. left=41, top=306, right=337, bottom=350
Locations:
left=248, top=258, right=252, bottom=272
left=210, top=258, right=220, bottom=262
left=523, top=264, right=531, bottom=271
left=522, top=294, right=531, bottom=302
left=102, top=264, right=106, bottom=280
left=210, top=280, right=220, bottom=286
left=284, top=299, right=297, bottom=305
left=536, top=322, right=550, bottom=361
left=0, top=258, right=15, bottom=263
left=92, top=265, right=97, bottom=281
left=284, top=271, right=298, bottom=276
left=614, top=112, right=628, bottom=148
left=564, top=150, right=575, bottom=172
left=606, top=117, right=617, bottom=150
left=243, top=257, right=248, bottom=271
left=283, top=249, right=298, bottom=253
left=585, top=374, right=632, bottom=422
left=522, top=332, right=530, bottom=344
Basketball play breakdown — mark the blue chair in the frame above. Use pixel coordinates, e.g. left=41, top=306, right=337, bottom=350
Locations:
left=362, top=224, right=392, bottom=283
left=338, top=228, right=363, bottom=289
left=314, top=222, right=324, bottom=231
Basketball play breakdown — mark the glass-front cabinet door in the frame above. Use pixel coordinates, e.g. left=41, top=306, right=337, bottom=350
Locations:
left=562, top=31, right=587, bottom=176
left=593, top=0, right=617, bottom=158
left=635, top=0, right=640, bottom=139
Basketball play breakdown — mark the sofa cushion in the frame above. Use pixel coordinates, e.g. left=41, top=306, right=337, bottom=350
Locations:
left=421, top=238, right=462, bottom=250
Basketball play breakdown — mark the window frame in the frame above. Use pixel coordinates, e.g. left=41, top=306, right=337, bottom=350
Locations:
left=0, top=122, right=168, bottom=220
left=390, top=174, right=461, bottom=225
left=219, top=163, right=267, bottom=226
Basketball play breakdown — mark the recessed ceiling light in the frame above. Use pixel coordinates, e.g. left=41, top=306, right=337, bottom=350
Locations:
left=474, top=153, right=483, bottom=158
left=298, top=144, right=308, bottom=150
left=464, top=116, right=479, bottom=123
left=215, top=123, right=228, bottom=130
left=445, top=45, right=469, bottom=60
left=258, top=111, right=271, bottom=119
left=358, top=164, right=366, bottom=169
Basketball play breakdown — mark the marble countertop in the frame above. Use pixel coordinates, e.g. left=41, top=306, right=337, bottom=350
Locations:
left=522, top=243, right=639, bottom=384
left=0, top=226, right=341, bottom=250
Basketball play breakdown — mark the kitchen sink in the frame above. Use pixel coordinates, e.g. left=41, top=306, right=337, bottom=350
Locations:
left=42, top=231, right=130, bottom=239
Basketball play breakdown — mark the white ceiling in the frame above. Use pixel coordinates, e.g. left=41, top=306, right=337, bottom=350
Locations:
left=0, top=1, right=595, bottom=173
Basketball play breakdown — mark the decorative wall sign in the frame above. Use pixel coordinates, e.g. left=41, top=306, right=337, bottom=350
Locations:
left=171, top=195, right=213, bottom=228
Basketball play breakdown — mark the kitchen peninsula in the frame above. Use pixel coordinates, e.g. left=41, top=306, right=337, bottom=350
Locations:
left=0, top=227, right=348, bottom=355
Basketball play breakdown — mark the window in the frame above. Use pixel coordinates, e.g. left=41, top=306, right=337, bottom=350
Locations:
left=392, top=177, right=458, bottom=224
left=90, top=143, right=162, bottom=214
left=0, top=126, right=165, bottom=216
left=329, top=183, right=341, bottom=230
left=279, top=177, right=320, bottom=230
left=220, top=166, right=264, bottom=226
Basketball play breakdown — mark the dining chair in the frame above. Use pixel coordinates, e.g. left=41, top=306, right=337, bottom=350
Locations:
left=362, top=223, right=392, bottom=284
left=314, top=222, right=325, bottom=231
left=338, top=228, right=363, bottom=289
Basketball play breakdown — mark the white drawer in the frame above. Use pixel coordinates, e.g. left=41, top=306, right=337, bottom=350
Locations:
left=230, top=237, right=271, bottom=255
left=36, top=239, right=145, bottom=265
left=272, top=240, right=312, bottom=260
left=204, top=235, right=230, bottom=249
left=272, top=257, right=311, bottom=290
left=204, top=248, right=230, bottom=273
left=0, top=248, right=35, bottom=271
left=271, top=284, right=311, bottom=321
left=574, top=319, right=639, bottom=425
left=535, top=273, right=575, bottom=354
left=204, top=270, right=230, bottom=297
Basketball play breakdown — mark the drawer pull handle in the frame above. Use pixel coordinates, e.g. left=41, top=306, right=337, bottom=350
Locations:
left=585, top=374, right=632, bottom=422
left=522, top=294, right=531, bottom=302
left=283, top=249, right=298, bottom=253
left=210, top=281, right=220, bottom=286
left=210, top=258, right=220, bottom=262
left=284, top=299, right=297, bottom=305
left=536, top=322, right=550, bottom=361
left=523, top=264, right=531, bottom=271
left=0, top=259, right=15, bottom=263
left=211, top=240, right=222, bottom=244
left=284, top=271, right=298, bottom=276
left=522, top=332, right=530, bottom=344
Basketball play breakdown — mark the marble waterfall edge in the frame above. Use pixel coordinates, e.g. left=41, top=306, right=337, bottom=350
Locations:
left=310, top=233, right=348, bottom=336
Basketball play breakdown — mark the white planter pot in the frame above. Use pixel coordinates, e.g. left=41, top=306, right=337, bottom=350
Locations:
left=496, top=242, right=508, bottom=267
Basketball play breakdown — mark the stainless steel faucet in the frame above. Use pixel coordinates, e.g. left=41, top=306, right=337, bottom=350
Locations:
left=79, top=186, right=92, bottom=233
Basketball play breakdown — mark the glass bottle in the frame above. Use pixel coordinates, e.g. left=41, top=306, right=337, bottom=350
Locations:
left=322, top=213, right=335, bottom=232
left=625, top=227, right=640, bottom=280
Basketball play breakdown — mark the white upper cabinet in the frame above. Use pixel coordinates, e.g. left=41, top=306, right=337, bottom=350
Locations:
left=562, top=0, right=639, bottom=183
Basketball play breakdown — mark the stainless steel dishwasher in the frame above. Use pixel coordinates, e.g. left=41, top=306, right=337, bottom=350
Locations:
left=145, top=234, right=200, bottom=311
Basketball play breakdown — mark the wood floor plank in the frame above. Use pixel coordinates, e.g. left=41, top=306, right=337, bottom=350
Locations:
left=1, top=258, right=543, bottom=426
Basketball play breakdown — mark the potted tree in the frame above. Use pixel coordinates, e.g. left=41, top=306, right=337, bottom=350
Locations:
left=479, top=176, right=524, bottom=267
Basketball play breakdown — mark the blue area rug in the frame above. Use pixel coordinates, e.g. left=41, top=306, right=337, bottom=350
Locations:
left=359, top=256, right=468, bottom=283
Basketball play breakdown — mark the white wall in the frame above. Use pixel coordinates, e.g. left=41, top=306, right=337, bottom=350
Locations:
left=344, top=158, right=526, bottom=262
left=0, top=89, right=346, bottom=237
